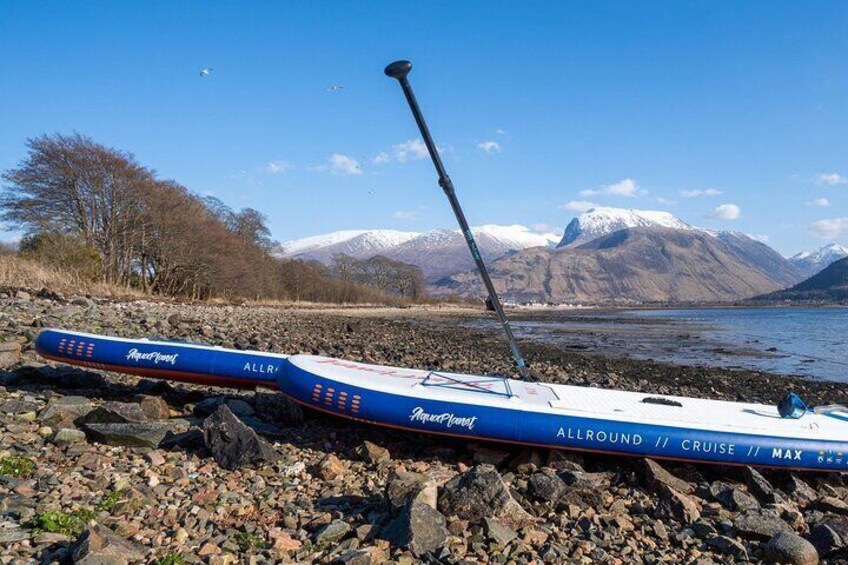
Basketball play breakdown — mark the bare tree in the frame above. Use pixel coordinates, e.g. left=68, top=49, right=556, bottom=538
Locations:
left=1, top=133, right=153, bottom=284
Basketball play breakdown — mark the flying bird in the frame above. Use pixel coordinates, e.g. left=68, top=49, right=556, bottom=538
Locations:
left=327, top=85, right=344, bottom=92
left=199, top=68, right=213, bottom=77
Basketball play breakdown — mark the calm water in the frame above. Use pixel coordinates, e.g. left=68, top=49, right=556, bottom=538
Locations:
left=625, top=308, right=848, bottom=382
left=468, top=307, right=848, bottom=382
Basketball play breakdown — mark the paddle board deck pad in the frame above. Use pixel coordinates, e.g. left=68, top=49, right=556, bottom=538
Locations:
left=35, top=328, right=848, bottom=471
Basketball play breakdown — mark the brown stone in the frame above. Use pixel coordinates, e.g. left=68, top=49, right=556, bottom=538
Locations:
left=0, top=342, right=21, bottom=369
left=316, top=453, right=345, bottom=481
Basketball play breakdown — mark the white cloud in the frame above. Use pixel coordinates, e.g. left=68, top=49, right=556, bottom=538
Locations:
left=656, top=197, right=676, bottom=205
left=476, top=141, right=501, bottom=154
left=747, top=234, right=770, bottom=243
left=495, top=129, right=508, bottom=136
left=805, top=197, right=831, bottom=207
left=816, top=172, right=847, bottom=186
left=709, top=203, right=741, bottom=220
left=326, top=154, right=363, bottom=176
left=374, top=139, right=429, bottom=165
left=373, top=152, right=391, bottom=165
left=680, top=188, right=722, bottom=198
left=560, top=200, right=599, bottom=212
left=392, top=210, right=417, bottom=221
left=580, top=178, right=645, bottom=198
left=395, top=139, right=429, bottom=162
left=810, top=217, right=848, bottom=239
left=264, top=160, right=292, bottom=174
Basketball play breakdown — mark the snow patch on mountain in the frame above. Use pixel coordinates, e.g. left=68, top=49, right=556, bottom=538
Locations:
left=471, top=224, right=560, bottom=249
left=277, top=229, right=421, bottom=257
left=790, top=243, right=848, bottom=277
left=558, top=207, right=694, bottom=248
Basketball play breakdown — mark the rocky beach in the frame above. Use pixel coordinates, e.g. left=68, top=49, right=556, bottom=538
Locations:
left=1, top=290, right=848, bottom=564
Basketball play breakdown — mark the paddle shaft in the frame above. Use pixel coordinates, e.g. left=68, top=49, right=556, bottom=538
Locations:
left=384, top=60, right=531, bottom=380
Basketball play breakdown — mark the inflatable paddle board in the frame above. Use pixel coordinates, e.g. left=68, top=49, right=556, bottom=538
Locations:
left=35, top=328, right=848, bottom=471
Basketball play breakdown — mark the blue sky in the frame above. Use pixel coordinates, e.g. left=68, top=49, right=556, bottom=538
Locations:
left=1, top=1, right=846, bottom=256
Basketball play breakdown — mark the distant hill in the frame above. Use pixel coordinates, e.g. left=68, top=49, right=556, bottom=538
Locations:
left=756, top=256, right=848, bottom=303
left=275, top=230, right=422, bottom=264
left=789, top=243, right=848, bottom=278
left=276, top=225, right=559, bottom=282
left=438, top=226, right=803, bottom=304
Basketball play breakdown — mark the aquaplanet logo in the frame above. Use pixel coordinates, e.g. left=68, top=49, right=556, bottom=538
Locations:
left=409, top=406, right=478, bottom=430
left=125, top=348, right=179, bottom=366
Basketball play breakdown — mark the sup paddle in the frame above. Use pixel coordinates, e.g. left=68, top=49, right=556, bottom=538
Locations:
left=384, top=60, right=534, bottom=381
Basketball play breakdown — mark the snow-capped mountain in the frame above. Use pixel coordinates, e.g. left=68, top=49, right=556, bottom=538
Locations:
left=789, top=244, right=848, bottom=278
left=558, top=207, right=694, bottom=248
left=471, top=225, right=560, bottom=249
left=276, top=224, right=559, bottom=281
left=387, top=226, right=560, bottom=281
left=275, top=230, right=422, bottom=263
left=441, top=226, right=803, bottom=304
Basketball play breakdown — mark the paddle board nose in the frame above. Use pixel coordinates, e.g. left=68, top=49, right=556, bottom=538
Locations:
left=34, top=328, right=283, bottom=390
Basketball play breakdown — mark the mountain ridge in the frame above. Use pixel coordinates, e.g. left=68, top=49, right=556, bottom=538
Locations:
left=558, top=207, right=695, bottom=247
left=276, top=224, right=559, bottom=281
left=789, top=243, right=848, bottom=278
left=756, top=256, right=848, bottom=303
left=438, top=226, right=803, bottom=303
left=275, top=207, right=804, bottom=301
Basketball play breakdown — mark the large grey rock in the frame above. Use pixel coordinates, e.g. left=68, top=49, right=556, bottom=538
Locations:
left=314, top=520, right=352, bottom=545
left=0, top=398, right=41, bottom=414
left=528, top=469, right=568, bottom=503
left=763, top=531, right=819, bottom=565
left=733, top=508, right=794, bottom=540
left=641, top=459, right=694, bottom=495
left=706, top=535, right=748, bottom=560
left=386, top=471, right=437, bottom=512
left=38, top=396, right=95, bottom=428
left=84, top=420, right=190, bottom=448
left=333, top=549, right=373, bottom=565
left=785, top=475, right=818, bottom=507
left=483, top=517, right=517, bottom=546
left=254, top=389, right=304, bottom=426
left=135, top=395, right=171, bottom=420
left=202, top=405, right=278, bottom=470
left=438, top=464, right=534, bottom=529
left=742, top=466, right=781, bottom=504
left=656, top=484, right=701, bottom=524
left=50, top=428, right=87, bottom=447
left=381, top=499, right=447, bottom=557
left=808, top=524, right=843, bottom=557
left=709, top=481, right=760, bottom=512
left=82, top=401, right=147, bottom=424
left=71, top=524, right=146, bottom=565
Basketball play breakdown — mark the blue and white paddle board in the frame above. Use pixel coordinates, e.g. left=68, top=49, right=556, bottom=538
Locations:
left=35, top=328, right=848, bottom=471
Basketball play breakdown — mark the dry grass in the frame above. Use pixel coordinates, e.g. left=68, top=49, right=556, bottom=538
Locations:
left=0, top=255, right=143, bottom=299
